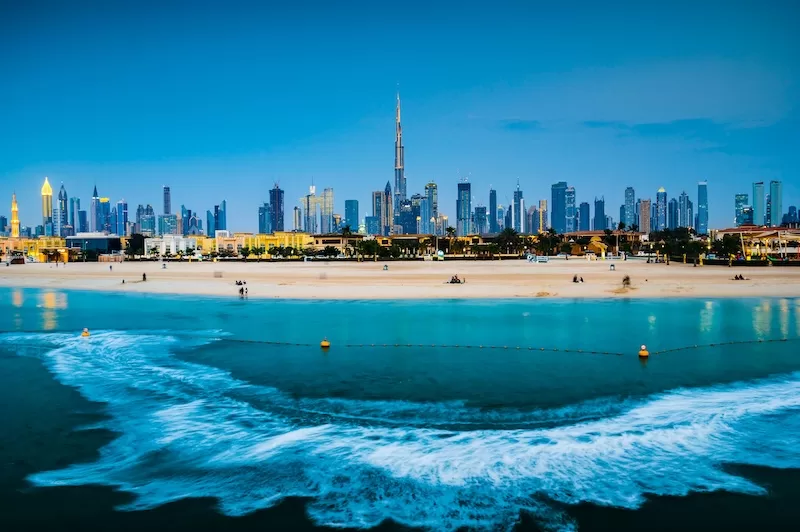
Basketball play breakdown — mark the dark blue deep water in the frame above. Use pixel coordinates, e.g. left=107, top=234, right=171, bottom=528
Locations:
left=1, top=288, right=799, bottom=531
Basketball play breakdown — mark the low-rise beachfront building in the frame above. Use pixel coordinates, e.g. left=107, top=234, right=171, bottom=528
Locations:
left=713, top=226, right=800, bottom=259
left=66, top=233, right=123, bottom=257
left=1, top=236, right=67, bottom=262
left=241, top=232, right=314, bottom=256
left=311, top=233, right=365, bottom=255
left=143, top=235, right=200, bottom=258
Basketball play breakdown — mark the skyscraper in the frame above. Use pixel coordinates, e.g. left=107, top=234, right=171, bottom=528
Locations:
left=293, top=206, right=302, bottom=232
left=619, top=205, right=625, bottom=229
left=344, top=200, right=359, bottom=231
left=474, top=206, right=488, bottom=235
left=639, top=199, right=652, bottom=235
left=678, top=192, right=690, bottom=228
left=218, top=200, right=227, bottom=231
left=269, top=184, right=285, bottom=232
left=456, top=180, right=471, bottom=236
left=734, top=194, right=749, bottom=226
left=489, top=189, right=497, bottom=233
left=538, top=200, right=548, bottom=232
left=512, top=181, right=525, bottom=233
left=383, top=182, right=393, bottom=235
left=397, top=199, right=415, bottom=235
left=527, top=206, right=539, bottom=234
left=593, top=197, right=606, bottom=231
left=115, top=200, right=128, bottom=235
left=697, top=181, right=708, bottom=234
left=98, top=198, right=111, bottom=233
left=10, top=193, right=20, bottom=238
left=425, top=182, right=438, bottom=219
left=741, top=206, right=754, bottom=225
left=579, top=202, right=590, bottom=231
left=90, top=185, right=99, bottom=232
left=668, top=198, right=678, bottom=230
left=258, top=203, right=272, bottom=234
left=549, top=182, right=567, bottom=233
left=753, top=182, right=765, bottom=226
left=769, top=180, right=783, bottom=227
left=41, top=177, right=53, bottom=231
left=624, top=187, right=636, bottom=228
left=163, top=186, right=171, bottom=215
left=77, top=210, right=88, bottom=233
left=393, top=92, right=406, bottom=217
left=565, top=186, right=576, bottom=233
left=786, top=206, right=798, bottom=226
left=56, top=183, right=68, bottom=236
left=373, top=183, right=393, bottom=236
left=419, top=197, right=431, bottom=234
left=320, top=188, right=335, bottom=233
left=69, top=197, right=80, bottom=230
left=656, top=187, right=667, bottom=231
left=497, top=205, right=505, bottom=231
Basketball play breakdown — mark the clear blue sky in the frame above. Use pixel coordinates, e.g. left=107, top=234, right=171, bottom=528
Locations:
left=1, top=0, right=798, bottom=230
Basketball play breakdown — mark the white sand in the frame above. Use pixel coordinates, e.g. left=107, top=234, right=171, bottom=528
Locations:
left=1, top=259, right=798, bottom=299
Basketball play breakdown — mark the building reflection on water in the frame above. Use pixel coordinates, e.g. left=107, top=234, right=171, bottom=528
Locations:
left=778, top=299, right=790, bottom=338
left=699, top=300, right=714, bottom=333
left=11, top=289, right=23, bottom=309
left=39, top=291, right=68, bottom=331
left=752, top=299, right=772, bottom=338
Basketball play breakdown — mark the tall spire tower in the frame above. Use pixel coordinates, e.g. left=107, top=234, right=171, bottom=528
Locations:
left=41, top=176, right=53, bottom=230
left=11, top=192, right=20, bottom=238
left=393, top=91, right=406, bottom=218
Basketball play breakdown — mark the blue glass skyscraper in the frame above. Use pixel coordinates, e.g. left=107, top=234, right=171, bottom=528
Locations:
left=769, top=180, right=782, bottom=227
left=579, top=202, right=590, bottom=231
left=269, top=185, right=285, bottom=232
left=593, top=197, right=606, bottom=231
left=656, top=188, right=667, bottom=231
left=565, top=186, right=576, bottom=233
left=624, top=187, right=636, bottom=228
left=752, top=182, right=765, bottom=226
left=344, top=200, right=358, bottom=231
left=697, top=181, right=708, bottom=234
left=489, top=189, right=497, bottom=233
left=550, top=181, right=568, bottom=233
left=734, top=194, right=749, bottom=226
left=513, top=181, right=524, bottom=232
left=456, top=180, right=471, bottom=236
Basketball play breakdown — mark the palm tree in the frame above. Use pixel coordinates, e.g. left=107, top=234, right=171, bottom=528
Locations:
left=445, top=226, right=456, bottom=238
left=240, top=246, right=251, bottom=261
left=497, top=227, right=520, bottom=254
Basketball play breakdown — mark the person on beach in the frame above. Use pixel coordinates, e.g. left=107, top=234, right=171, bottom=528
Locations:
left=572, top=275, right=578, bottom=283
left=142, top=273, right=147, bottom=282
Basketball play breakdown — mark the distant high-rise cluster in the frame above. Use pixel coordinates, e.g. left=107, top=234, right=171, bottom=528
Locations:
left=7, top=94, right=796, bottom=240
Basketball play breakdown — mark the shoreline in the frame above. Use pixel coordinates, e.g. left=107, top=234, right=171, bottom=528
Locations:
left=1, top=260, right=799, bottom=300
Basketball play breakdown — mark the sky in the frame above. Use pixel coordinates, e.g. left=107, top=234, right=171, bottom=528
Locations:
left=1, top=0, right=798, bottom=231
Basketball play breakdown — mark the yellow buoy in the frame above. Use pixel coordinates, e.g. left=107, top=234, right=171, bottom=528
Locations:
left=81, top=328, right=90, bottom=338
left=638, top=344, right=649, bottom=358
left=320, top=338, right=331, bottom=349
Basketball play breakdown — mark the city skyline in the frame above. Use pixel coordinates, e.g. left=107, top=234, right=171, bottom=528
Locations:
left=2, top=2, right=798, bottom=231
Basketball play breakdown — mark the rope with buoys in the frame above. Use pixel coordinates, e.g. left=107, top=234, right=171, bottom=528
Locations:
left=3, top=330, right=800, bottom=359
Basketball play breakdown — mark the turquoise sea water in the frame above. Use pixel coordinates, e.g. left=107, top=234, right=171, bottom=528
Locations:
left=1, top=288, right=800, bottom=531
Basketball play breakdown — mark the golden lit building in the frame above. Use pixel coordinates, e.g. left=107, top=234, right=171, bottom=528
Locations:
left=41, top=176, right=53, bottom=229
left=11, top=192, right=20, bottom=238
left=1, top=236, right=67, bottom=263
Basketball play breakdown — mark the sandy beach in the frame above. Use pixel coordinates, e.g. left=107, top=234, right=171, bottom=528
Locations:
left=1, top=259, right=798, bottom=299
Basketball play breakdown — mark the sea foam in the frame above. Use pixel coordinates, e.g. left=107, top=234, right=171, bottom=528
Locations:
left=5, top=331, right=800, bottom=531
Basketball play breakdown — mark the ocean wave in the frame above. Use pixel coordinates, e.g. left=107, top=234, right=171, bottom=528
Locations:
left=4, top=331, right=800, bottom=531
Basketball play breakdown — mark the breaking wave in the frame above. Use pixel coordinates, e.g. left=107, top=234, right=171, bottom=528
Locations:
left=4, top=331, right=800, bottom=531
